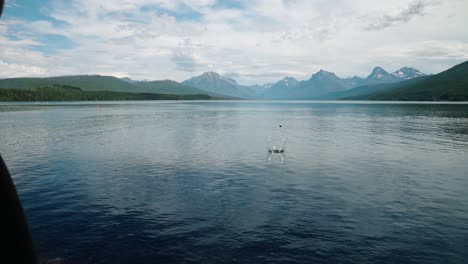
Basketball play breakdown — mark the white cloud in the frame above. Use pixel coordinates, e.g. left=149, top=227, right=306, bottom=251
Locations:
left=0, top=60, right=48, bottom=77
left=0, top=0, right=467, bottom=84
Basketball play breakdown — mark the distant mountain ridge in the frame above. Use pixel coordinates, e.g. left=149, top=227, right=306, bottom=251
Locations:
left=182, top=72, right=254, bottom=98
left=262, top=77, right=299, bottom=99
left=342, top=61, right=468, bottom=101
left=0, top=64, right=439, bottom=101
left=252, top=66, right=425, bottom=99
left=391, top=67, right=426, bottom=80
left=178, top=66, right=426, bottom=99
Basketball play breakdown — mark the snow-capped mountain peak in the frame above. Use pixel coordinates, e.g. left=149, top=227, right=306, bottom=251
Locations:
left=279, top=77, right=298, bottom=87
left=367, top=67, right=390, bottom=79
left=392, top=67, right=426, bottom=80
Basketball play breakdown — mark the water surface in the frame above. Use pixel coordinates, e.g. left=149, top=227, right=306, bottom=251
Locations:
left=1, top=101, right=467, bottom=263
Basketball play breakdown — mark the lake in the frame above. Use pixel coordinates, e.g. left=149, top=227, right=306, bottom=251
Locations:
left=1, top=101, right=467, bottom=264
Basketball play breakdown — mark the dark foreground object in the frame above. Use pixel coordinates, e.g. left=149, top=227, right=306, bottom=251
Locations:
left=0, top=155, right=37, bottom=263
left=0, top=1, right=36, bottom=262
left=268, top=149, right=285, bottom=153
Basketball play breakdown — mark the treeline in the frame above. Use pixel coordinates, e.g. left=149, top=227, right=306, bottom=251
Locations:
left=0, top=85, right=212, bottom=101
left=354, top=92, right=468, bottom=101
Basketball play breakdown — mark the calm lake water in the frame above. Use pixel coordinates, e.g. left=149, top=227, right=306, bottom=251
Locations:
left=1, top=101, right=468, bottom=263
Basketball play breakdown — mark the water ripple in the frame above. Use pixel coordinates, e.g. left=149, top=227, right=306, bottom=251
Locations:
left=1, top=101, right=467, bottom=263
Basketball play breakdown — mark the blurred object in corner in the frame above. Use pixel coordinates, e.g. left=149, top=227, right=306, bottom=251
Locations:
left=0, top=0, right=4, bottom=16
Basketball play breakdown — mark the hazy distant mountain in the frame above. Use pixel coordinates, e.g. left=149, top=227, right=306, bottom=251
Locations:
left=249, top=83, right=274, bottom=95
left=294, top=70, right=350, bottom=98
left=262, top=70, right=350, bottom=99
left=344, top=61, right=468, bottom=101
left=325, top=66, right=427, bottom=99
left=343, top=76, right=365, bottom=88
left=275, top=77, right=299, bottom=89
left=259, top=66, right=426, bottom=99
left=182, top=72, right=254, bottom=98
left=364, top=67, right=399, bottom=85
left=392, top=67, right=426, bottom=80
left=135, top=80, right=210, bottom=95
left=120, top=77, right=138, bottom=84
left=345, top=67, right=425, bottom=87
left=325, top=79, right=425, bottom=100
left=262, top=77, right=299, bottom=99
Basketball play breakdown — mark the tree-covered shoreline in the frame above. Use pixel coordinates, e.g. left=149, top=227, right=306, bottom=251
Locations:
left=0, top=85, right=213, bottom=102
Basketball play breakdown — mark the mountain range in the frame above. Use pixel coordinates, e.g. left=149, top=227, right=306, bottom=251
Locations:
left=182, top=72, right=254, bottom=98
left=343, top=61, right=468, bottom=101
left=178, top=66, right=427, bottom=99
left=255, top=66, right=427, bottom=99
left=0, top=61, right=467, bottom=101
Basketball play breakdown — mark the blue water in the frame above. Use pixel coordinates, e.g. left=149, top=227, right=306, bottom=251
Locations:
left=1, top=101, right=468, bottom=263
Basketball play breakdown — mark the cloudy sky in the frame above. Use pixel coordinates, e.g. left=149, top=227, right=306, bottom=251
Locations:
left=0, top=0, right=467, bottom=84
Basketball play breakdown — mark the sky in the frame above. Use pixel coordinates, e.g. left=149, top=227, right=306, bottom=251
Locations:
left=0, top=0, right=467, bottom=85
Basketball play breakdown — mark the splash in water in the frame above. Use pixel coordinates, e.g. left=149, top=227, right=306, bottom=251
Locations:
left=267, top=125, right=286, bottom=153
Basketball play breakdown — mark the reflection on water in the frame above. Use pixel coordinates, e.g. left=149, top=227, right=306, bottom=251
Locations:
left=1, top=101, right=468, bottom=264
left=267, top=152, right=285, bottom=165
